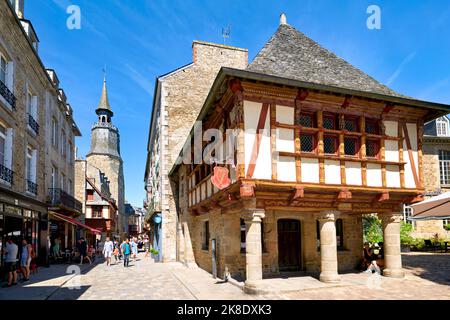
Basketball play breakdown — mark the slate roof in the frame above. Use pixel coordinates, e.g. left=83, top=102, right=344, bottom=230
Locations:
left=247, top=23, right=407, bottom=98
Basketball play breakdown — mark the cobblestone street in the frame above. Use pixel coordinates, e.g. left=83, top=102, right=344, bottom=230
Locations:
left=0, top=252, right=449, bottom=300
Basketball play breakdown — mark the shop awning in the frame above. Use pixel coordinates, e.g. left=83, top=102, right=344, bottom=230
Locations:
left=49, top=211, right=102, bottom=234
left=410, top=192, right=450, bottom=220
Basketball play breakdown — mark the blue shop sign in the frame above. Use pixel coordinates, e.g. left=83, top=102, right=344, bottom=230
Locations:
left=153, top=214, right=162, bottom=224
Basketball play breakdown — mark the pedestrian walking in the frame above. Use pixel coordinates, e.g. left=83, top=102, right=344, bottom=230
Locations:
left=121, top=239, right=131, bottom=267
left=103, top=237, right=114, bottom=266
left=78, top=238, right=92, bottom=265
left=53, top=237, right=61, bottom=258
left=2, top=237, right=18, bottom=287
left=144, top=239, right=150, bottom=258
left=131, top=238, right=138, bottom=260
left=20, top=239, right=32, bottom=282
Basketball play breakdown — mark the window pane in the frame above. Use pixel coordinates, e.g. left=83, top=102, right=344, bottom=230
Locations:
left=300, top=135, right=314, bottom=152
left=299, top=113, right=314, bottom=127
left=0, top=135, right=4, bottom=165
left=323, top=117, right=335, bottom=130
left=344, top=137, right=359, bottom=156
left=344, top=118, right=357, bottom=132
left=0, top=56, right=6, bottom=84
left=366, top=139, right=379, bottom=158
left=365, top=120, right=379, bottom=134
left=324, top=135, right=337, bottom=154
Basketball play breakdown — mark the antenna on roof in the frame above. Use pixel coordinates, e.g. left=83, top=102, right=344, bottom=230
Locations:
left=222, top=25, right=231, bottom=45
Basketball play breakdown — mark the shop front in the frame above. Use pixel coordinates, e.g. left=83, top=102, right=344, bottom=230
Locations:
left=48, top=211, right=101, bottom=254
left=0, top=196, right=48, bottom=274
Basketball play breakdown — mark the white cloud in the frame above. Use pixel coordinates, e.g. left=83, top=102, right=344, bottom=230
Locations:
left=386, top=52, right=416, bottom=86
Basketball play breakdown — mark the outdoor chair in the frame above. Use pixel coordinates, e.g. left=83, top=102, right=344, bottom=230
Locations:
left=424, top=239, right=442, bottom=252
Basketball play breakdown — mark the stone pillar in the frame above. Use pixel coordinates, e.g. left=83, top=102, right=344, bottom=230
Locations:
left=243, top=209, right=265, bottom=292
left=318, top=211, right=340, bottom=283
left=380, top=212, right=405, bottom=278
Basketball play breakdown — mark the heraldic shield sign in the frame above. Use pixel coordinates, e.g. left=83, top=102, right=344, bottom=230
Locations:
left=211, top=166, right=231, bottom=190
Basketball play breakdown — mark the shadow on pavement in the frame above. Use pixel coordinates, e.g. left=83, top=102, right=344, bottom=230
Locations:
left=0, top=257, right=103, bottom=300
left=402, top=253, right=450, bottom=286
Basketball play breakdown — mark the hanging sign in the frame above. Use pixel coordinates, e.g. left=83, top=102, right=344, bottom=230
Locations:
left=211, top=166, right=231, bottom=190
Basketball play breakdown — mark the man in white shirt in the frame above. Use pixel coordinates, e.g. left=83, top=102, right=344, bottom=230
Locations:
left=3, top=237, right=18, bottom=287
left=102, top=237, right=114, bottom=266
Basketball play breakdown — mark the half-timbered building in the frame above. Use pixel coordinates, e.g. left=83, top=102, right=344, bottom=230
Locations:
left=169, top=15, right=450, bottom=292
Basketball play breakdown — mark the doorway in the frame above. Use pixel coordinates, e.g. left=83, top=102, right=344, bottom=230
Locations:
left=277, top=219, right=301, bottom=272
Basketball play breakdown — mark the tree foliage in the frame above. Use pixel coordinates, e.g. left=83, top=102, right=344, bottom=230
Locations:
left=363, top=215, right=383, bottom=243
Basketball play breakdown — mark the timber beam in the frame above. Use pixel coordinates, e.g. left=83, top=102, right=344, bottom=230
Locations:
left=288, top=186, right=305, bottom=205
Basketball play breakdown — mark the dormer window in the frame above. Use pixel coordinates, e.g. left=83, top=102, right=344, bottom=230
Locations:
left=436, top=117, right=450, bottom=136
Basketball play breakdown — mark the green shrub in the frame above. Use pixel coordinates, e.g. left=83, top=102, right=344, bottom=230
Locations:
left=150, top=248, right=159, bottom=255
left=444, top=224, right=450, bottom=231
left=400, top=221, right=414, bottom=245
left=363, top=215, right=383, bottom=244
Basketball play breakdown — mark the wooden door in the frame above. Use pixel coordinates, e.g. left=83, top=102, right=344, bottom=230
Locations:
left=277, top=219, right=301, bottom=271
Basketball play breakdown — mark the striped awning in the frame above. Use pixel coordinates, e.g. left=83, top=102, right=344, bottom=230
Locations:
left=49, top=211, right=102, bottom=234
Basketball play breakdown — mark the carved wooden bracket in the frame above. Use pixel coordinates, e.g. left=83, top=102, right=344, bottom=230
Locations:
left=240, top=184, right=255, bottom=198
left=288, top=186, right=304, bottom=205
left=407, top=194, right=424, bottom=204
left=341, top=95, right=352, bottom=109
left=382, top=102, right=395, bottom=114
left=210, top=199, right=221, bottom=208
left=376, top=191, right=390, bottom=202
left=337, top=189, right=352, bottom=200
left=229, top=79, right=243, bottom=93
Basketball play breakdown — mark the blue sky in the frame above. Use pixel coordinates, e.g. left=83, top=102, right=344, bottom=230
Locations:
left=26, top=0, right=450, bottom=207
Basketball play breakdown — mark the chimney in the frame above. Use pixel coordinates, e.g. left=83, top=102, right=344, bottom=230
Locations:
left=280, top=13, right=287, bottom=25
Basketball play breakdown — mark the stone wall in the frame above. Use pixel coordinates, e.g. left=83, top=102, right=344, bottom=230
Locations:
left=180, top=204, right=363, bottom=280
left=156, top=41, right=248, bottom=262
left=0, top=2, right=51, bottom=203
left=74, top=159, right=86, bottom=213
left=86, top=154, right=125, bottom=233
left=417, top=140, right=450, bottom=238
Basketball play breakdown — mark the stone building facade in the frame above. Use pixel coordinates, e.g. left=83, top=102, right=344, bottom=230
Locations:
left=82, top=78, right=125, bottom=237
left=0, top=0, right=81, bottom=265
left=169, top=15, right=450, bottom=292
left=409, top=116, right=450, bottom=239
left=74, top=159, right=117, bottom=242
left=144, top=41, right=248, bottom=262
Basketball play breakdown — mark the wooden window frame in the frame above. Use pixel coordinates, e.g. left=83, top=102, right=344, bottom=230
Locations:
left=323, top=113, right=337, bottom=130
left=365, top=118, right=380, bottom=135
left=300, top=132, right=317, bottom=154
left=298, top=111, right=316, bottom=128
left=343, top=116, right=359, bottom=132
left=323, top=134, right=339, bottom=155
left=366, top=139, right=381, bottom=159
left=344, top=136, right=361, bottom=158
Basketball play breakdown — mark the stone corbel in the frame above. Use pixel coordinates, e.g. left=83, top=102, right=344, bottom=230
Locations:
left=379, top=212, right=403, bottom=224
left=317, top=210, right=340, bottom=222
left=243, top=209, right=265, bottom=223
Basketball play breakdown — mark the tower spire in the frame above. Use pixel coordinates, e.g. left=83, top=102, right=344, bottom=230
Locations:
left=97, top=76, right=111, bottom=111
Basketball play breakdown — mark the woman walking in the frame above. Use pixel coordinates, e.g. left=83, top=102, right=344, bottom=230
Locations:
left=20, top=239, right=32, bottom=282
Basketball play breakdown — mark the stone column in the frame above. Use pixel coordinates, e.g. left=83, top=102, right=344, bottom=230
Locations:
left=318, top=211, right=340, bottom=283
left=380, top=212, right=405, bottom=278
left=243, top=209, right=265, bottom=292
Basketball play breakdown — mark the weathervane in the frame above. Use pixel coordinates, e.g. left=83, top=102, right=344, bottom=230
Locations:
left=222, top=25, right=231, bottom=45
left=102, top=65, right=107, bottom=80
